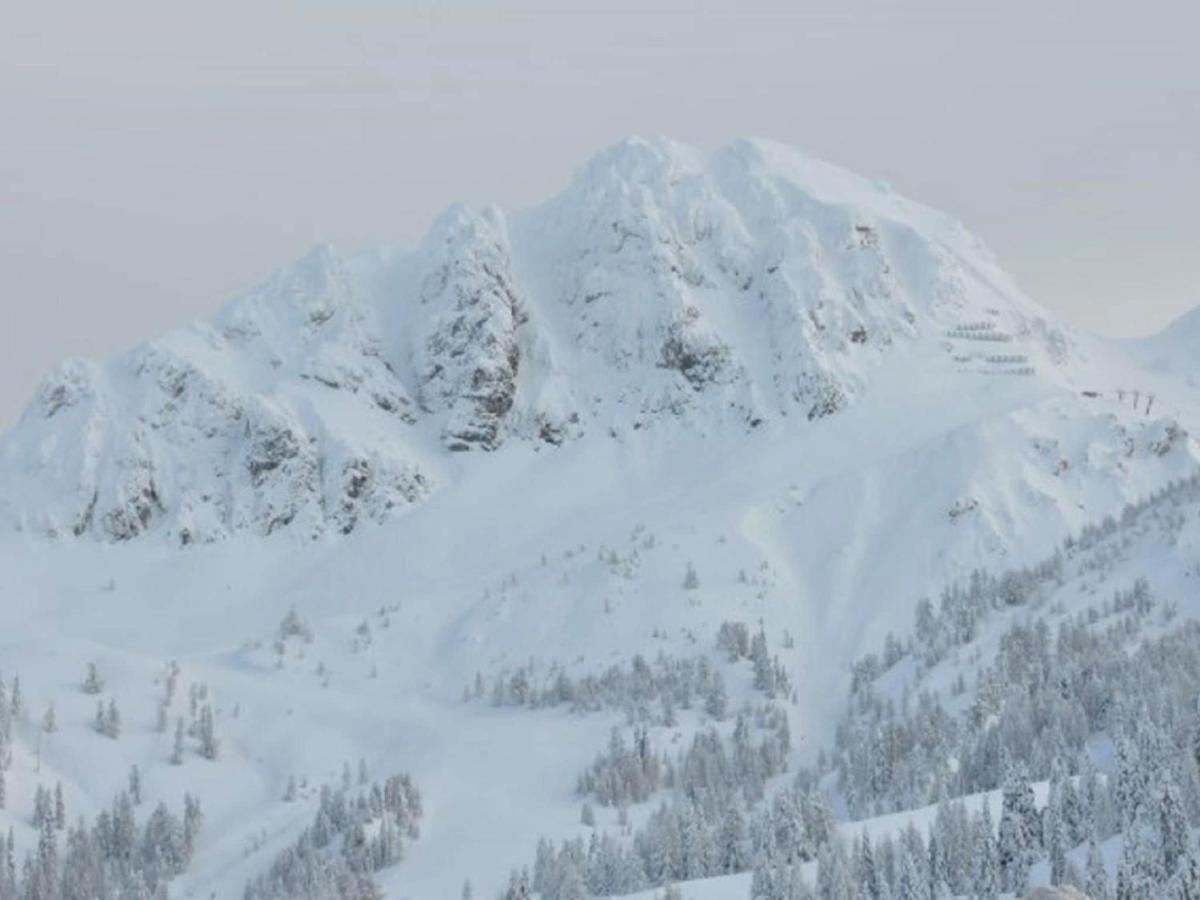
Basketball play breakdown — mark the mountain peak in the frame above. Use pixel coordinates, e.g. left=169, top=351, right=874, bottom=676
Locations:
left=574, top=135, right=703, bottom=186
left=0, top=137, right=1105, bottom=544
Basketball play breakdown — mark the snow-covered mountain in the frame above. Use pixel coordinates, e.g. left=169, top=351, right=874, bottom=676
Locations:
left=0, top=138, right=1198, bottom=900
left=2, top=136, right=1146, bottom=546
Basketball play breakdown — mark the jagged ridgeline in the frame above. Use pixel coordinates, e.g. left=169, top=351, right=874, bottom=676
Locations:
left=0, top=138, right=1074, bottom=543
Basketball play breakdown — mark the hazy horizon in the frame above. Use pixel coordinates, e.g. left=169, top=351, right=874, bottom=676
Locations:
left=3, top=0, right=1196, bottom=427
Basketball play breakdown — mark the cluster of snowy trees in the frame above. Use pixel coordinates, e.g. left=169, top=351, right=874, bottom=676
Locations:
left=0, top=665, right=206, bottom=899
left=829, top=593, right=1200, bottom=894
left=92, top=701, right=120, bottom=740
left=480, top=621, right=792, bottom=725
left=0, top=675, right=20, bottom=807
left=0, top=785, right=201, bottom=900
left=242, top=771, right=422, bottom=900
left=524, top=705, right=796, bottom=897
left=480, top=652, right=732, bottom=726
left=576, top=728, right=663, bottom=807
left=834, top=472, right=1200, bottom=819
left=716, top=622, right=793, bottom=700
left=749, top=474, right=1200, bottom=898
left=525, top=767, right=831, bottom=899
left=752, top=749, right=1200, bottom=900
left=855, top=471, right=1200, bottom=694
left=834, top=574, right=1192, bottom=817
left=578, top=706, right=790, bottom=812
left=501, top=473, right=1200, bottom=899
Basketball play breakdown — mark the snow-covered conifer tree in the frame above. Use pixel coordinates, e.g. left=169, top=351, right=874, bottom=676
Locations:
left=82, top=663, right=104, bottom=695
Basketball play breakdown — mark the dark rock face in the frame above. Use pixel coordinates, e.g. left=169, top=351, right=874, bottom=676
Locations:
left=415, top=206, right=526, bottom=452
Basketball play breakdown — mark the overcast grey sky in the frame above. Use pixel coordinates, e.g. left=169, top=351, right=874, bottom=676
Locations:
left=2, top=0, right=1197, bottom=427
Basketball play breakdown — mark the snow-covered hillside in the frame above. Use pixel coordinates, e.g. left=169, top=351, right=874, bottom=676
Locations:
left=0, top=137, right=1197, bottom=900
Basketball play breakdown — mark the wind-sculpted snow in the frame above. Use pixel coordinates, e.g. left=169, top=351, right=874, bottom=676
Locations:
left=0, top=137, right=1097, bottom=544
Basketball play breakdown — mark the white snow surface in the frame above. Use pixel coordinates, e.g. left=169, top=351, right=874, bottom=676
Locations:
left=0, top=137, right=1197, bottom=898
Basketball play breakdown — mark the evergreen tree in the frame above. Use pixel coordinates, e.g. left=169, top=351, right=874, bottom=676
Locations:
left=816, top=840, right=853, bottom=900
left=1173, top=851, right=1200, bottom=900
left=997, top=763, right=1036, bottom=894
left=704, top=674, right=728, bottom=721
left=1161, top=777, right=1188, bottom=877
left=682, top=563, right=699, bottom=591
left=1086, top=835, right=1111, bottom=900
left=1116, top=817, right=1162, bottom=900
left=856, top=829, right=882, bottom=900
left=1044, top=785, right=1068, bottom=886
left=750, top=624, right=777, bottom=697
left=502, top=868, right=531, bottom=900
left=83, top=662, right=104, bottom=695
left=129, top=765, right=142, bottom=805
left=54, top=782, right=66, bottom=831
left=198, top=704, right=219, bottom=759
left=897, top=845, right=929, bottom=900
left=973, top=806, right=998, bottom=900
left=171, top=717, right=185, bottom=765
left=106, top=698, right=121, bottom=738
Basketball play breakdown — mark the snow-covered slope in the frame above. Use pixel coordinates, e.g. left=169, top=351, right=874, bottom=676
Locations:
left=0, top=137, right=1198, bottom=900
left=1125, top=304, right=1200, bottom=386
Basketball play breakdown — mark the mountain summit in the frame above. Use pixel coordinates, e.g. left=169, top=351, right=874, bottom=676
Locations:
left=0, top=138, right=1182, bottom=545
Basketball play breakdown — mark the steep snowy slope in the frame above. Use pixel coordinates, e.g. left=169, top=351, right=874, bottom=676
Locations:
left=0, top=137, right=1197, bottom=900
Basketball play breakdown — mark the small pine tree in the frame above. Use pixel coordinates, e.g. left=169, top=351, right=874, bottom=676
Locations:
left=1160, top=778, right=1188, bottom=877
left=171, top=717, right=185, bottom=765
left=683, top=562, right=700, bottom=591
left=974, top=805, right=999, bottom=900
left=41, top=702, right=56, bottom=734
left=129, top=765, right=142, bottom=805
left=1116, top=816, right=1161, bottom=900
left=82, top=663, right=104, bottom=695
left=704, top=674, right=728, bottom=721
left=53, top=783, right=65, bottom=831
left=898, top=844, right=930, bottom=900
left=105, top=699, right=121, bottom=738
left=198, top=705, right=219, bottom=760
